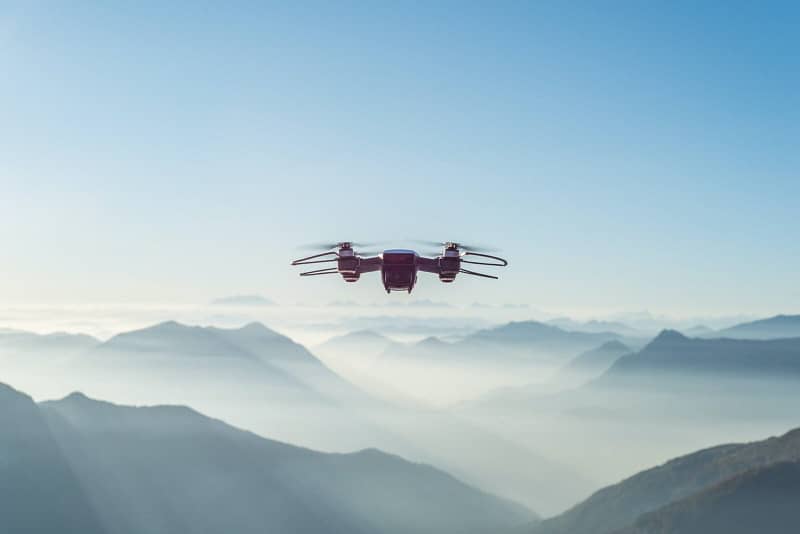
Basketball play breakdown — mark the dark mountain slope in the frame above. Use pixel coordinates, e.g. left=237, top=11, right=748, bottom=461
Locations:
left=532, top=427, right=800, bottom=534
left=0, top=383, right=106, bottom=533
left=616, top=461, right=800, bottom=534
left=37, top=390, right=533, bottom=534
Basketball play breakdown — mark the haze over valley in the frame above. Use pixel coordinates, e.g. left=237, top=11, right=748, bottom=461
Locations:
left=4, top=308, right=800, bottom=526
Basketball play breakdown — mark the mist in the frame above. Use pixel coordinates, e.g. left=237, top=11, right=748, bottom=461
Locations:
left=4, top=306, right=800, bottom=522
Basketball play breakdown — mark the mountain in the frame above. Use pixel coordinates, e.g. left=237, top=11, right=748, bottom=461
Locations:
left=0, top=328, right=99, bottom=358
left=210, top=294, right=275, bottom=306
left=602, top=329, right=800, bottom=383
left=97, top=320, right=260, bottom=359
left=532, top=427, right=800, bottom=534
left=208, top=322, right=358, bottom=398
left=680, top=324, right=715, bottom=337
left=460, top=340, right=632, bottom=409
left=98, top=321, right=315, bottom=365
left=66, top=321, right=386, bottom=452
left=0, top=322, right=589, bottom=516
left=0, top=383, right=106, bottom=533
left=19, top=385, right=535, bottom=534
left=555, top=340, right=631, bottom=386
left=547, top=318, right=640, bottom=337
left=713, top=314, right=800, bottom=340
left=379, top=321, right=622, bottom=368
left=616, top=461, right=800, bottom=534
left=316, top=329, right=396, bottom=361
left=463, top=321, right=622, bottom=365
left=92, top=321, right=349, bottom=393
left=379, top=336, right=449, bottom=361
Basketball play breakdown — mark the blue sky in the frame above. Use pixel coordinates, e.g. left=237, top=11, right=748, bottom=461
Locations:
left=1, top=1, right=798, bottom=315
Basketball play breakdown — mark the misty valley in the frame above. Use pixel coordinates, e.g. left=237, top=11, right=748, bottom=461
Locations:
left=3, top=313, right=800, bottom=533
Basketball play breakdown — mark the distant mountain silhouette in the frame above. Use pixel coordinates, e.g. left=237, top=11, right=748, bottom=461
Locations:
left=0, top=328, right=99, bottom=358
left=547, top=318, right=641, bottom=337
left=532, top=427, right=800, bottom=534
left=616, top=461, right=800, bottom=534
left=380, top=321, right=622, bottom=367
left=461, top=340, right=632, bottom=409
left=555, top=340, right=631, bottom=386
left=465, top=321, right=623, bottom=365
left=1, top=384, right=533, bottom=534
left=316, top=329, right=396, bottom=360
left=680, top=324, right=715, bottom=336
left=713, top=314, right=800, bottom=340
left=98, top=320, right=262, bottom=359
left=92, top=321, right=353, bottom=395
left=602, top=329, right=800, bottom=382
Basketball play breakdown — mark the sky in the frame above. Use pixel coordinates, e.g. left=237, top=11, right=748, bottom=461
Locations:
left=1, top=1, right=799, bottom=318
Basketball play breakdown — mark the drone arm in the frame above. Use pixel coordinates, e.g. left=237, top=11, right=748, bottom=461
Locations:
left=459, top=268, right=499, bottom=280
left=357, top=256, right=383, bottom=273
left=416, top=256, right=440, bottom=273
left=292, top=251, right=338, bottom=266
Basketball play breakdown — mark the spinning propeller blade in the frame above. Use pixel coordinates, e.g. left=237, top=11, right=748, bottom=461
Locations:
left=298, top=241, right=379, bottom=251
left=410, top=240, right=499, bottom=253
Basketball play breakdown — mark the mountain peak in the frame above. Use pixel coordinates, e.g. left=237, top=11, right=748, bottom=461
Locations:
left=237, top=322, right=277, bottom=335
left=598, top=340, right=630, bottom=352
left=105, top=320, right=204, bottom=340
left=417, top=336, right=446, bottom=347
left=61, top=391, right=92, bottom=403
left=651, top=329, right=689, bottom=343
left=149, top=320, right=191, bottom=331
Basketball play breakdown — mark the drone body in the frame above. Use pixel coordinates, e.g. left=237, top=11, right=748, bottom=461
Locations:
left=291, top=242, right=507, bottom=294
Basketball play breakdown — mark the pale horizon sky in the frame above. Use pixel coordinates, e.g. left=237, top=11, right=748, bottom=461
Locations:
left=2, top=1, right=798, bottom=319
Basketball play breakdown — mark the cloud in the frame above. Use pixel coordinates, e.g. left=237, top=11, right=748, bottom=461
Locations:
left=210, top=295, right=275, bottom=307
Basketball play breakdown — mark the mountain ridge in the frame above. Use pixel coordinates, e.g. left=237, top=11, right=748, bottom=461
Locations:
left=713, top=314, right=800, bottom=340
left=10, top=383, right=536, bottom=534
left=615, top=460, right=800, bottom=534
left=532, top=426, right=800, bottom=534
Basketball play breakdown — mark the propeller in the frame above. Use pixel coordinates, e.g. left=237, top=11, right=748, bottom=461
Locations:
left=410, top=240, right=499, bottom=253
left=298, top=241, right=379, bottom=251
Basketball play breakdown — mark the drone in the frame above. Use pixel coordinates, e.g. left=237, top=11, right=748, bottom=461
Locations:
left=291, top=241, right=508, bottom=294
